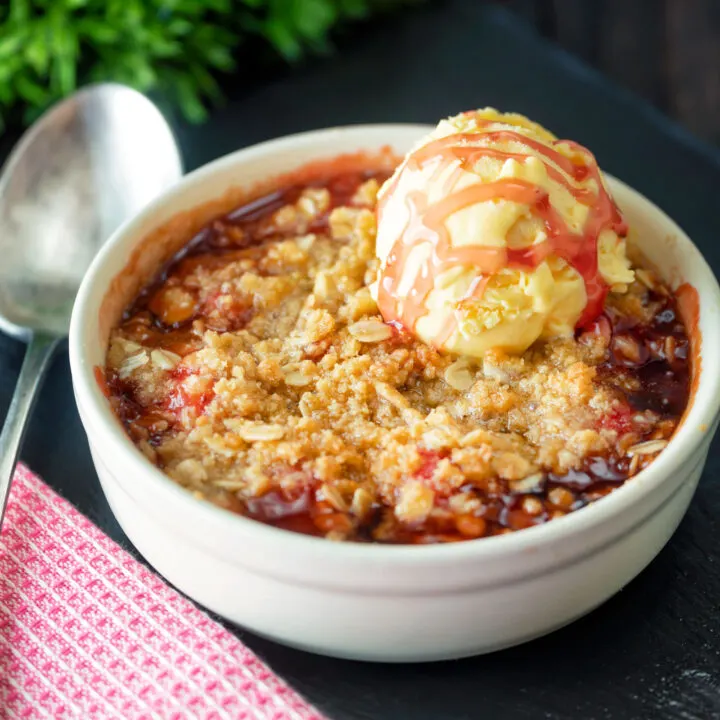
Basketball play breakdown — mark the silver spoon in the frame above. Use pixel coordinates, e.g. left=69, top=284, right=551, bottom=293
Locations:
left=0, top=83, right=183, bottom=524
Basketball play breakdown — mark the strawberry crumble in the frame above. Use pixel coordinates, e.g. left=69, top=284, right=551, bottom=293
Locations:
left=104, top=168, right=691, bottom=543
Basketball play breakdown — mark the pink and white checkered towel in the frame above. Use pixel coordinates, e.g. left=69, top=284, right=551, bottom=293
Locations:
left=0, top=465, right=326, bottom=720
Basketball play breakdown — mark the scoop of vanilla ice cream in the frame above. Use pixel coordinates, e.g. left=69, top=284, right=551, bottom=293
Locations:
left=374, top=108, right=634, bottom=357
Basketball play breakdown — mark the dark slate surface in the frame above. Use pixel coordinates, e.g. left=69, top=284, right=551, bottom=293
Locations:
left=2, top=2, right=720, bottom=718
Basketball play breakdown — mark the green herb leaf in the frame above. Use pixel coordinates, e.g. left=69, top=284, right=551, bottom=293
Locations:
left=173, top=73, right=208, bottom=123
left=293, top=0, right=338, bottom=40
left=340, top=0, right=370, bottom=18
left=0, top=34, right=25, bottom=60
left=264, top=17, right=303, bottom=60
left=16, top=75, right=50, bottom=106
left=75, top=18, right=120, bottom=44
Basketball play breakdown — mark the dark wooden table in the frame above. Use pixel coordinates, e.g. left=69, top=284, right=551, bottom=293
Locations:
left=2, top=2, right=720, bottom=718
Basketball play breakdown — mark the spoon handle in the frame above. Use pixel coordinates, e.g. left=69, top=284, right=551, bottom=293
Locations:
left=0, top=333, right=59, bottom=525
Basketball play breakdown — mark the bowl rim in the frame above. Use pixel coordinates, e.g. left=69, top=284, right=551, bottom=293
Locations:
left=69, top=123, right=720, bottom=566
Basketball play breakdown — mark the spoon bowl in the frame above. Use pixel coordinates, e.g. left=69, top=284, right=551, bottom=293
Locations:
left=0, top=83, right=183, bottom=524
left=0, top=83, right=182, bottom=339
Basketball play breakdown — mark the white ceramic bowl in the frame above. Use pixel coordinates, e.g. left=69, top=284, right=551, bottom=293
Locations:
left=69, top=125, right=720, bottom=662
